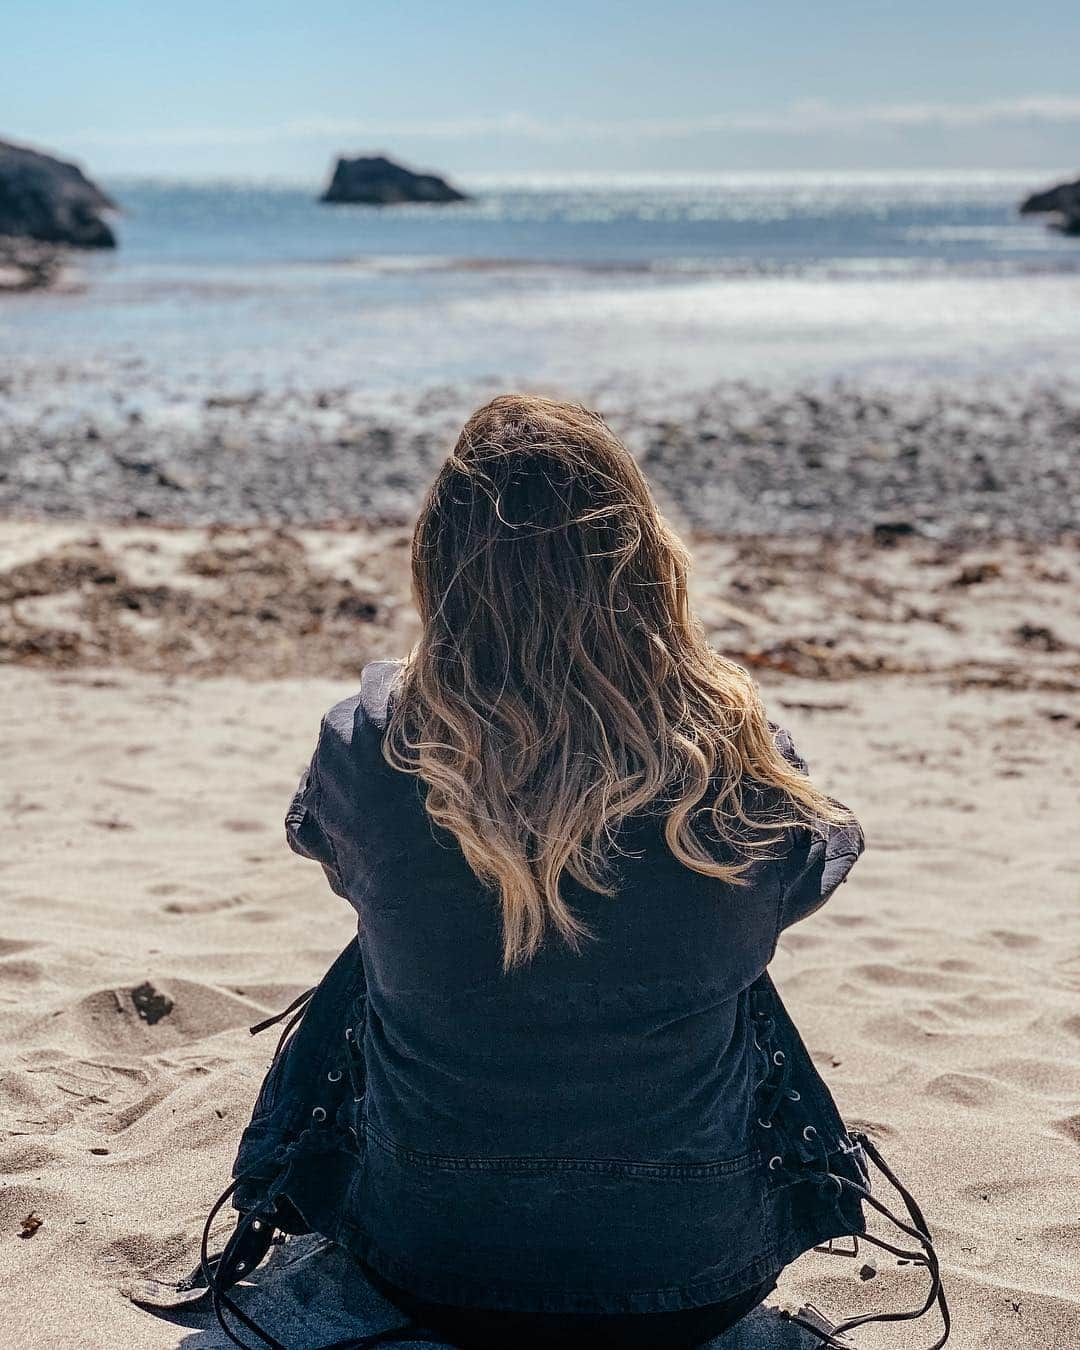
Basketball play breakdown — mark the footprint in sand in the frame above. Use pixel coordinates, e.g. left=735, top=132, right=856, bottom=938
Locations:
left=864, top=1007, right=958, bottom=1049
left=0, top=956, right=45, bottom=984
left=843, top=1116, right=897, bottom=1140
left=0, top=938, right=38, bottom=958
left=0, top=1138, right=67, bottom=1174
left=924, top=1072, right=1001, bottom=1109
left=929, top=991, right=1031, bottom=1025
left=160, top=894, right=248, bottom=916
left=935, top=957, right=979, bottom=973
left=9, top=1056, right=154, bottom=1139
left=858, top=935, right=902, bottom=952
left=979, top=1056, right=1080, bottom=1097
left=33, top=979, right=258, bottom=1056
left=958, top=1174, right=1074, bottom=1216
left=852, top=962, right=966, bottom=992
left=100, top=1229, right=192, bottom=1278
left=1051, top=1113, right=1080, bottom=1144
left=984, top=929, right=1042, bottom=950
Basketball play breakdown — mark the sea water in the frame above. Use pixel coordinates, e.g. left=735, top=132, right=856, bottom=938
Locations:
left=2, top=171, right=1078, bottom=407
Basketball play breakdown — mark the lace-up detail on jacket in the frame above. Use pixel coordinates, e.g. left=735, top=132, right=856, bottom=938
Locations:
left=750, top=986, right=950, bottom=1348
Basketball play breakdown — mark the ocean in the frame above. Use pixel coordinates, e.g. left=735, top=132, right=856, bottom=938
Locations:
left=3, top=171, right=1079, bottom=411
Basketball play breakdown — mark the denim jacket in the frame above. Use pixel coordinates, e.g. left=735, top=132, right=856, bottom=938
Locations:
left=221, top=657, right=882, bottom=1320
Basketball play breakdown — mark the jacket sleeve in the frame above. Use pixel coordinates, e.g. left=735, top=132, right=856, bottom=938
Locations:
left=770, top=723, right=865, bottom=933
left=285, top=716, right=349, bottom=900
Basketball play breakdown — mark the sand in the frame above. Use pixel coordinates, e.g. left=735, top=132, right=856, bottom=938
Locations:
left=1, top=523, right=1078, bottom=1349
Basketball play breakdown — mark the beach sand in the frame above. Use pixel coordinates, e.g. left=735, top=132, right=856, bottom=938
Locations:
left=1, top=522, right=1077, bottom=1348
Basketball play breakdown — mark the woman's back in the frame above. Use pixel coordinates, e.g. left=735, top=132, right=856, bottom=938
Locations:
left=285, top=657, right=867, bottom=1313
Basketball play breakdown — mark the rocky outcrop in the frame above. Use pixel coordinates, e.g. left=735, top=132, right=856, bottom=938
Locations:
left=320, top=154, right=468, bottom=205
left=1019, top=176, right=1080, bottom=236
left=0, top=138, right=116, bottom=247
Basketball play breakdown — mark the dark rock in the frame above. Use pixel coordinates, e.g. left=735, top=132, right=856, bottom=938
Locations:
left=130, top=981, right=174, bottom=1025
left=872, top=520, right=917, bottom=547
left=1019, top=177, right=1080, bottom=237
left=320, top=154, right=468, bottom=206
left=0, top=137, right=115, bottom=247
left=950, top=561, right=1002, bottom=587
left=1011, top=623, right=1068, bottom=653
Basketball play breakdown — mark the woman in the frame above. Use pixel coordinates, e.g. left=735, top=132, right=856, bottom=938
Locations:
left=193, top=395, right=948, bottom=1350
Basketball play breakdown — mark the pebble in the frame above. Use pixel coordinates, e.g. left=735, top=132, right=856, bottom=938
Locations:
left=1, top=377, right=1077, bottom=540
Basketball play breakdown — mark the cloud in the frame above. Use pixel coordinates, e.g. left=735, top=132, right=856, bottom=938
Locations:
left=32, top=95, right=1080, bottom=153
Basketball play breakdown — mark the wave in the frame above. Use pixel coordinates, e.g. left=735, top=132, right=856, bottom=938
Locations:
left=293, top=253, right=1080, bottom=281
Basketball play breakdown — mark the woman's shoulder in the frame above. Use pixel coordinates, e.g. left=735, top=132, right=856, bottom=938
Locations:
left=767, top=720, right=809, bottom=776
left=359, top=658, right=405, bottom=729
left=318, top=659, right=404, bottom=746
left=304, top=660, right=408, bottom=823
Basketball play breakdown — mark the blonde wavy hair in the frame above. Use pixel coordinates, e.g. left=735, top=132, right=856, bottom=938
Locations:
left=384, top=394, right=849, bottom=970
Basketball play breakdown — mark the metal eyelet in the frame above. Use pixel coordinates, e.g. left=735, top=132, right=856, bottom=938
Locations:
left=803, top=1125, right=817, bottom=1141
left=251, top=1219, right=261, bottom=1231
left=773, top=1050, right=785, bottom=1066
left=344, top=1027, right=354, bottom=1042
left=787, top=1090, right=801, bottom=1102
left=312, top=1106, right=327, bottom=1122
left=236, top=1262, right=246, bottom=1273
left=768, top=1155, right=783, bottom=1170
left=758, top=1117, right=773, bottom=1129
left=327, top=1069, right=343, bottom=1083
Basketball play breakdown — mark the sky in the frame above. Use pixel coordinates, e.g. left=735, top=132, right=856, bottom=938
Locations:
left=5, top=1, right=1080, bottom=182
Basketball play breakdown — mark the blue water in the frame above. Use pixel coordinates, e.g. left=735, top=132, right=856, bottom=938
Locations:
left=104, top=172, right=1078, bottom=270
left=3, top=172, right=1079, bottom=407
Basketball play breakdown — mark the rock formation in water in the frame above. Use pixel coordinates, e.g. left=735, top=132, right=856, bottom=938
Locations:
left=320, top=154, right=468, bottom=205
left=0, top=138, right=116, bottom=247
left=1019, top=176, right=1080, bottom=236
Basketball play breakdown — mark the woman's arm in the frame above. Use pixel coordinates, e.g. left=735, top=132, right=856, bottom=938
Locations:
left=285, top=718, right=349, bottom=900
left=771, top=724, right=865, bottom=932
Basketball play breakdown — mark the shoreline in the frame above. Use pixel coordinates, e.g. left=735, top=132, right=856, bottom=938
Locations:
left=3, top=376, right=1079, bottom=540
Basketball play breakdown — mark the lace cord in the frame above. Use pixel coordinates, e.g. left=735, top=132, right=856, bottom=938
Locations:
left=344, top=1022, right=367, bottom=1106
left=751, top=1008, right=950, bottom=1349
left=195, top=993, right=446, bottom=1350
left=249, top=987, right=317, bottom=1040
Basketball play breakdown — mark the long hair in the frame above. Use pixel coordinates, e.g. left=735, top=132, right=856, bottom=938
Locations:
left=383, top=394, right=849, bottom=970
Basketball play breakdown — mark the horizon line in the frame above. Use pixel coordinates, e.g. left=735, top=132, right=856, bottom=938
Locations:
left=91, top=165, right=1077, bottom=191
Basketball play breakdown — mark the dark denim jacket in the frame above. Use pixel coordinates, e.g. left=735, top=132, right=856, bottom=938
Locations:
left=235, top=659, right=871, bottom=1316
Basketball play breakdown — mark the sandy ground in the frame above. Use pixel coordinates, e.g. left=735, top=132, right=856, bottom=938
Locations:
left=1, top=524, right=1078, bottom=1349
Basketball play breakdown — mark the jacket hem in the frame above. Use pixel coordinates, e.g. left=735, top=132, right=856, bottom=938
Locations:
left=335, top=1222, right=787, bottom=1315
left=285, top=1149, right=860, bottom=1315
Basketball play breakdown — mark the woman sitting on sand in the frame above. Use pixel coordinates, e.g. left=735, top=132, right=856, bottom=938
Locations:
left=191, top=395, right=948, bottom=1349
